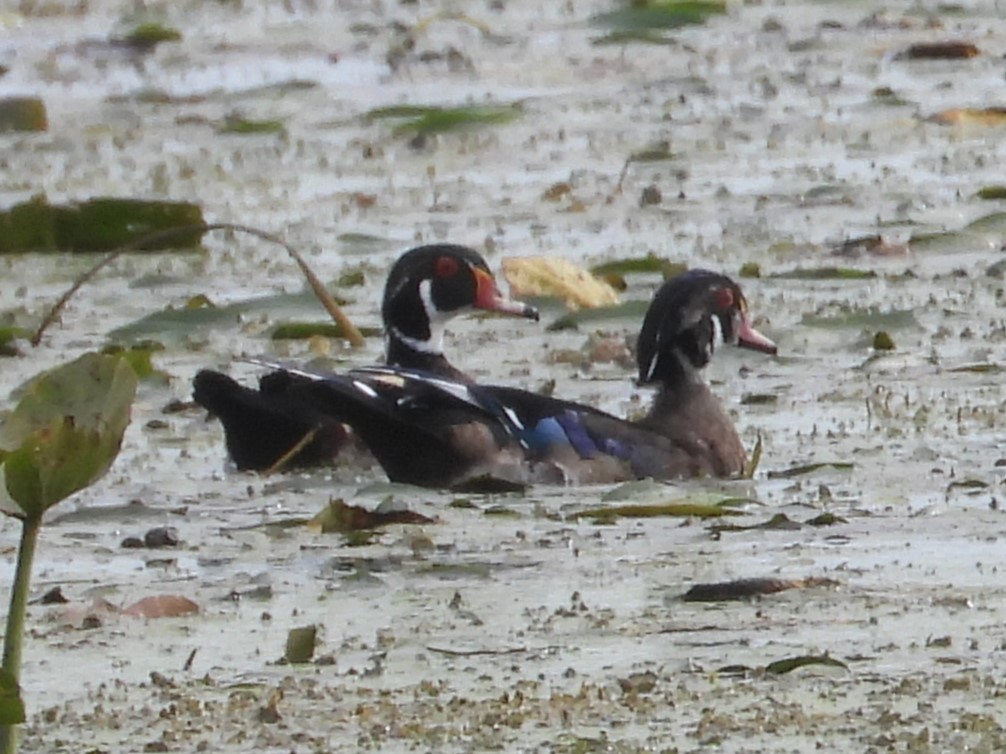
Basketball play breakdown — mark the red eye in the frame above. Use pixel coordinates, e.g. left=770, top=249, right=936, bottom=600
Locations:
left=714, top=287, right=734, bottom=309
left=435, top=256, right=460, bottom=278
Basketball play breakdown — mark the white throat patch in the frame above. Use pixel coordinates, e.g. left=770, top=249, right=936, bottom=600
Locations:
left=387, top=279, right=453, bottom=355
left=707, top=315, right=724, bottom=359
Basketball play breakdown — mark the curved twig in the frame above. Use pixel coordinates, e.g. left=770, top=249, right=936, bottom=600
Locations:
left=30, top=222, right=364, bottom=348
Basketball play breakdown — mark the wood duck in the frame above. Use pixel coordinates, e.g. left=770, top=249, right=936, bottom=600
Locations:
left=192, top=244, right=539, bottom=471
left=266, top=269, right=777, bottom=487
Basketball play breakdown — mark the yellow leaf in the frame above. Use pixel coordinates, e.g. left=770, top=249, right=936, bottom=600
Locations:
left=501, top=257, right=620, bottom=310
left=929, top=108, right=1006, bottom=126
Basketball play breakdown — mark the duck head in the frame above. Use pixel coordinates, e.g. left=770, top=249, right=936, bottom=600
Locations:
left=636, top=269, right=776, bottom=387
left=383, top=244, right=539, bottom=357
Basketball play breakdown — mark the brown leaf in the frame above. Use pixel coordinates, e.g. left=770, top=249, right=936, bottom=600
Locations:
left=501, top=257, right=620, bottom=310
left=542, top=182, right=572, bottom=201
left=308, top=498, right=435, bottom=533
left=682, top=576, right=838, bottom=602
left=123, top=594, right=199, bottom=618
left=899, top=41, right=979, bottom=60
left=929, top=107, right=1006, bottom=126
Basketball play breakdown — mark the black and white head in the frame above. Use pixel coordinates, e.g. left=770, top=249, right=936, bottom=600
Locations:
left=382, top=244, right=538, bottom=356
left=636, top=269, right=776, bottom=387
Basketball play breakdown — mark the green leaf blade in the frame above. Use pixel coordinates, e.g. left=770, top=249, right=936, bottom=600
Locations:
left=0, top=353, right=138, bottom=518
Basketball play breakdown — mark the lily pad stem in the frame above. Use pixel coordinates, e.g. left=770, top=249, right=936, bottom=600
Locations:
left=0, top=514, right=42, bottom=753
left=30, top=222, right=365, bottom=348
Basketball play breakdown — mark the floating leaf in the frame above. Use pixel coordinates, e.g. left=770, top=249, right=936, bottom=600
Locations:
left=108, top=290, right=351, bottom=345
left=872, top=331, right=896, bottom=350
left=271, top=322, right=381, bottom=340
left=800, top=309, right=917, bottom=330
left=977, top=186, right=1006, bottom=200
left=336, top=233, right=399, bottom=254
left=575, top=501, right=744, bottom=521
left=771, top=267, right=876, bottom=280
left=502, top=257, right=620, bottom=311
left=870, top=87, right=912, bottom=107
left=308, top=498, right=434, bottom=533
left=765, top=655, right=848, bottom=675
left=592, top=1, right=726, bottom=35
left=284, top=625, right=317, bottom=664
left=830, top=235, right=910, bottom=258
left=928, top=108, right=1006, bottom=126
left=740, top=393, right=777, bottom=406
left=965, top=211, right=1006, bottom=234
left=948, top=363, right=1002, bottom=374
left=897, top=42, right=979, bottom=60
left=0, top=195, right=204, bottom=253
left=0, top=353, right=138, bottom=519
left=711, top=512, right=802, bottom=534
left=683, top=576, right=837, bottom=602
left=546, top=299, right=651, bottom=332
left=219, top=116, right=285, bottom=135
left=593, top=29, right=679, bottom=45
left=101, top=344, right=166, bottom=382
left=946, top=479, right=988, bottom=493
left=589, top=255, right=684, bottom=280
left=0, top=667, right=25, bottom=725
left=116, top=23, right=181, bottom=51
left=805, top=512, right=846, bottom=526
left=336, top=269, right=367, bottom=288
left=0, top=97, right=47, bottom=133
left=123, top=594, right=199, bottom=618
left=766, top=462, right=853, bottom=479
left=0, top=326, right=30, bottom=357
left=366, top=103, right=522, bottom=136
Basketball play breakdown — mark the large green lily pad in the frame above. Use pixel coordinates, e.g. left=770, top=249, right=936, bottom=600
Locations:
left=107, top=290, right=358, bottom=346
left=0, top=196, right=205, bottom=253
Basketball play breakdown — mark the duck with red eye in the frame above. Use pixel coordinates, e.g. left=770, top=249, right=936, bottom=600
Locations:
left=383, top=245, right=537, bottom=381
left=192, top=244, right=538, bottom=471
left=272, top=268, right=777, bottom=487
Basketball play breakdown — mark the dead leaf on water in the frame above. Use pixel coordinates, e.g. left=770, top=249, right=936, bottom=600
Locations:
left=683, top=576, right=838, bottom=602
left=948, top=363, right=1002, bottom=374
left=123, top=594, right=199, bottom=618
left=928, top=108, right=1006, bottom=126
left=308, top=498, right=435, bottom=533
left=767, top=462, right=854, bottom=479
left=502, top=257, right=620, bottom=310
left=575, top=501, right=746, bottom=522
left=765, top=655, right=848, bottom=674
left=897, top=42, right=979, bottom=60
left=542, top=182, right=572, bottom=202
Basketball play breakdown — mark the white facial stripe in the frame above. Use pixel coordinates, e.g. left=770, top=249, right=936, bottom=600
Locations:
left=644, top=350, right=660, bottom=382
left=413, top=279, right=448, bottom=353
left=709, top=315, right=724, bottom=356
